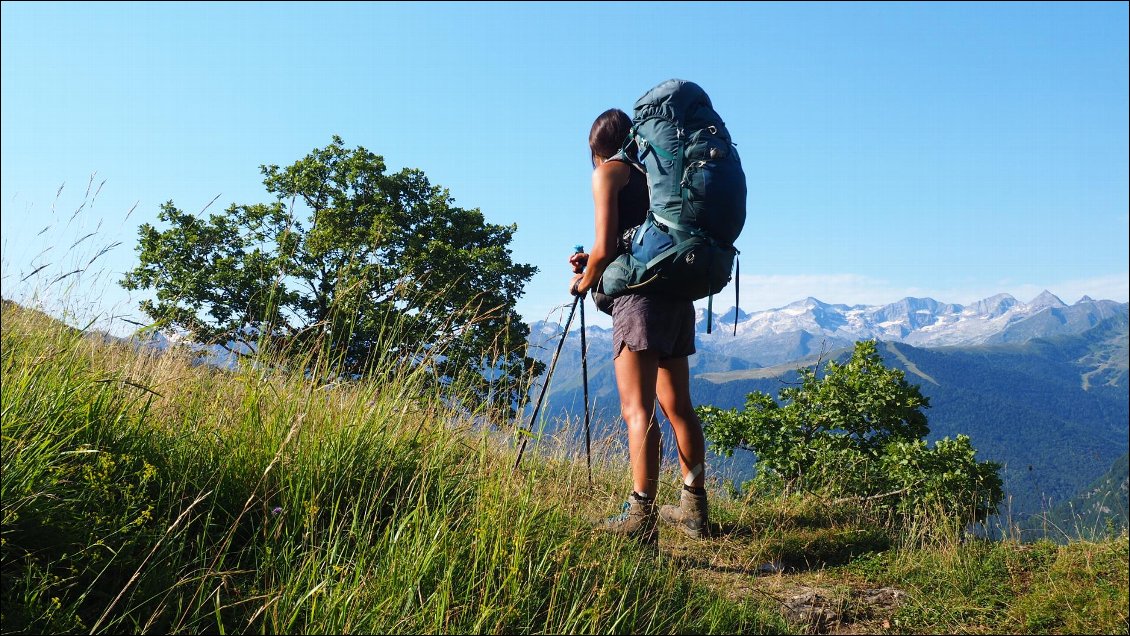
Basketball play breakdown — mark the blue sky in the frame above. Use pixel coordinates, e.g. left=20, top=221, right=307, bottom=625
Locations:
left=2, top=1, right=1127, bottom=333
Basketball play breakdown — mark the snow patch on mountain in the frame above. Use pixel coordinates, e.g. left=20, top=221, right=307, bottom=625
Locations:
left=695, top=291, right=1120, bottom=352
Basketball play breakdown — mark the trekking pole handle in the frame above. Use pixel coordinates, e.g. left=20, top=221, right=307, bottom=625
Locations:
left=570, top=245, right=588, bottom=296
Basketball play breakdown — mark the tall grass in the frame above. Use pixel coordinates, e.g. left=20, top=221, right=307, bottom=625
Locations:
left=0, top=301, right=781, bottom=634
left=5, top=301, right=1129, bottom=635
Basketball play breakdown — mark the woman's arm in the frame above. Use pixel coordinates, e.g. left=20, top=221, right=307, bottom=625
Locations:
left=571, top=161, right=628, bottom=294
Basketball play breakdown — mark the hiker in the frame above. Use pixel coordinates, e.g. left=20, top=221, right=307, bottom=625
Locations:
left=568, top=108, right=709, bottom=545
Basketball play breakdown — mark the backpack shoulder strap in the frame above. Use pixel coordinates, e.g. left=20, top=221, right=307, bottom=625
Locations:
left=607, top=150, right=647, bottom=175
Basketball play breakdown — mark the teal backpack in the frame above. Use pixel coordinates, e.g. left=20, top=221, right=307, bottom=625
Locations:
left=599, top=79, right=746, bottom=332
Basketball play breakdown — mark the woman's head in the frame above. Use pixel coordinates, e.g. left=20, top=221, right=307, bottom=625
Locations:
left=589, top=108, right=637, bottom=167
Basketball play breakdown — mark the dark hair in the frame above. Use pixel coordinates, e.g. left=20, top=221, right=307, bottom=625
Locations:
left=588, top=108, right=637, bottom=167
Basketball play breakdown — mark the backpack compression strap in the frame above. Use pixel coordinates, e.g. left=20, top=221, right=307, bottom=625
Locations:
left=705, top=255, right=741, bottom=337
left=734, top=256, right=739, bottom=336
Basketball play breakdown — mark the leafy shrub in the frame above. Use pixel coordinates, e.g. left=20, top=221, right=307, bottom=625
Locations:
left=698, top=340, right=1003, bottom=527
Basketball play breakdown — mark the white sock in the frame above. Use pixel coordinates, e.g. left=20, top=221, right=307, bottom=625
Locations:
left=683, top=463, right=703, bottom=487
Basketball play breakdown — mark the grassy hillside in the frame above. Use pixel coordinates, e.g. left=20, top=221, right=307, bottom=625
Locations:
left=3, top=302, right=1127, bottom=634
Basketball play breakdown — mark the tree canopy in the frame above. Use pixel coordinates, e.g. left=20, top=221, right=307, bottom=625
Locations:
left=121, top=136, right=542, bottom=414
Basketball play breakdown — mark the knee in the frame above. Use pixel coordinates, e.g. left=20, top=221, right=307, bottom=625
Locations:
left=620, top=402, right=655, bottom=430
left=667, top=401, right=700, bottom=427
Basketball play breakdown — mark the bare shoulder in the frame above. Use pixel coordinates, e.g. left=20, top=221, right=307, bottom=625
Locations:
left=592, top=159, right=631, bottom=190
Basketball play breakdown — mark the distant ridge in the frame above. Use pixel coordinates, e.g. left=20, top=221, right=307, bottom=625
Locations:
left=529, top=292, right=1129, bottom=368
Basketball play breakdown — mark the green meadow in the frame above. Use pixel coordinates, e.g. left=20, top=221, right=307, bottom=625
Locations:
left=2, top=301, right=1126, bottom=634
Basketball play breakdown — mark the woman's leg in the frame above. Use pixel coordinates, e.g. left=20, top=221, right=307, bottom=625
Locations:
left=613, top=346, right=661, bottom=497
left=655, top=354, right=710, bottom=538
left=655, top=355, right=705, bottom=488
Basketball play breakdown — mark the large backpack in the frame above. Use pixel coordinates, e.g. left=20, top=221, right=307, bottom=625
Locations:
left=599, top=79, right=746, bottom=330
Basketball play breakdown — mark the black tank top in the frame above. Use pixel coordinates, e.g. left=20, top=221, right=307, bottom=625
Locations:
left=615, top=160, right=649, bottom=234
left=592, top=158, right=651, bottom=314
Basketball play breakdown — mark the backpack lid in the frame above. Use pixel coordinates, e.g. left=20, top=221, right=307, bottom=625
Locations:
left=633, top=79, right=717, bottom=129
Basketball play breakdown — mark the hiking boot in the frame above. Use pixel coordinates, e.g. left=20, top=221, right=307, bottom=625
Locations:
left=598, top=491, right=658, bottom=545
left=660, top=487, right=709, bottom=539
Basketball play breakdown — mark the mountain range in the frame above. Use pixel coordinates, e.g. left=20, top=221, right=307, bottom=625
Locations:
left=524, top=291, right=1128, bottom=428
left=525, top=292, right=1130, bottom=537
left=530, top=291, right=1128, bottom=369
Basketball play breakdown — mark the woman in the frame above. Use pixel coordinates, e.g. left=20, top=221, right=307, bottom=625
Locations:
left=568, top=108, right=710, bottom=545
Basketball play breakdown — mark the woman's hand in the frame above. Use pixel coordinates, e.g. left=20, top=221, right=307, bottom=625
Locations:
left=569, top=274, right=586, bottom=296
left=569, top=251, right=589, bottom=274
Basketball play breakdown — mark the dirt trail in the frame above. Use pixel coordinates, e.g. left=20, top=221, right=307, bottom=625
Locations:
left=662, top=532, right=906, bottom=635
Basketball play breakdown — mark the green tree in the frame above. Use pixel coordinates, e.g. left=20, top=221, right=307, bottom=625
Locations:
left=121, top=136, right=542, bottom=414
left=698, top=340, right=1003, bottom=524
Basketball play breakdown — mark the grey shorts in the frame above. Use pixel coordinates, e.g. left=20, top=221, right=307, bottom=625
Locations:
left=612, top=293, right=696, bottom=360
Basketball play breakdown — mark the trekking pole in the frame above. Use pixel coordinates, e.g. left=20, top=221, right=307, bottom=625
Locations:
left=577, top=249, right=594, bottom=486
left=513, top=272, right=582, bottom=473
